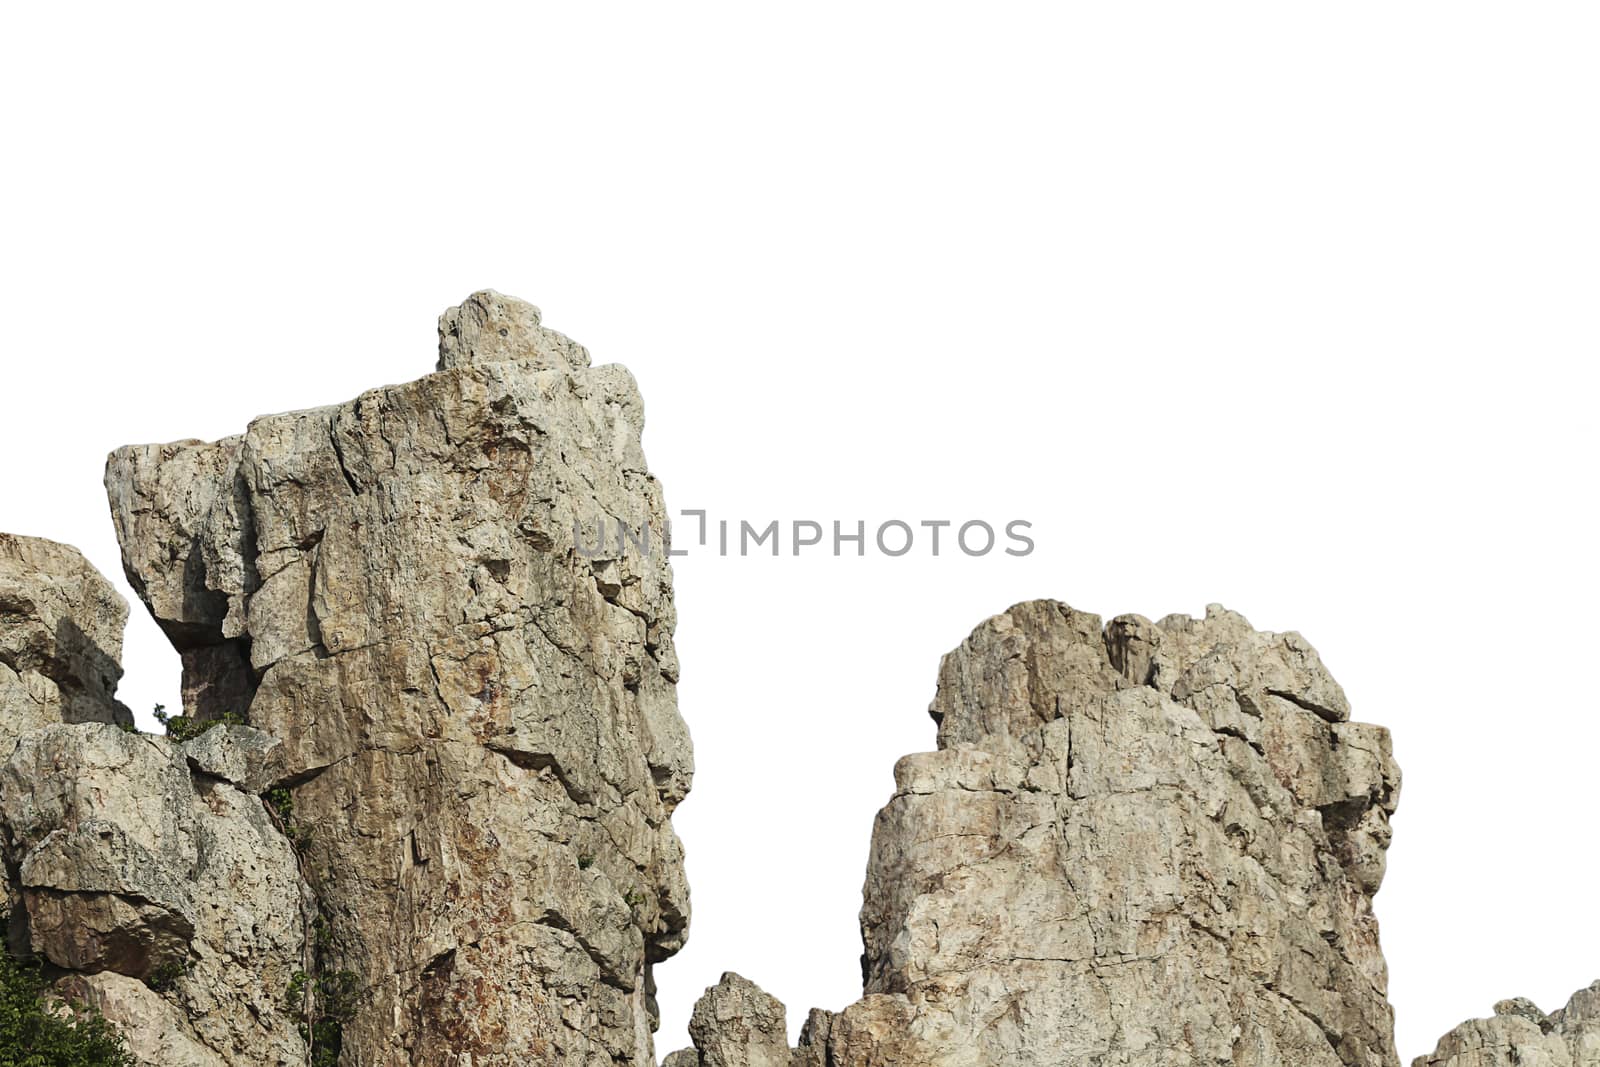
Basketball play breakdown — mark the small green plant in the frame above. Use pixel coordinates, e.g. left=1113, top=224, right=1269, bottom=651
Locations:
left=153, top=704, right=244, bottom=744
left=145, top=958, right=188, bottom=994
left=265, top=788, right=314, bottom=851
left=0, top=934, right=134, bottom=1066
left=285, top=968, right=360, bottom=1067
left=577, top=855, right=594, bottom=870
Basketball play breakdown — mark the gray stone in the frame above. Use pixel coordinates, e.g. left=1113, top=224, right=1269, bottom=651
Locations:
left=0, top=723, right=312, bottom=1066
left=181, top=723, right=286, bottom=793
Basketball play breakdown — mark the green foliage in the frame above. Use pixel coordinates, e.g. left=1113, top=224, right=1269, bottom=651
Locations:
left=145, top=959, right=187, bottom=994
left=577, top=854, right=594, bottom=871
left=0, top=943, right=133, bottom=1067
left=264, top=788, right=313, bottom=851
left=285, top=969, right=360, bottom=1067
left=152, top=704, right=244, bottom=744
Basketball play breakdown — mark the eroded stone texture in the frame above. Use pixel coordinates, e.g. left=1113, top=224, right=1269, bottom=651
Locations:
left=0, top=534, right=132, bottom=751
left=1416, top=984, right=1600, bottom=1067
left=682, top=973, right=792, bottom=1067
left=0, top=724, right=313, bottom=1065
left=105, top=291, right=691, bottom=1066
left=687, top=600, right=1402, bottom=1067
left=0, top=531, right=307, bottom=1063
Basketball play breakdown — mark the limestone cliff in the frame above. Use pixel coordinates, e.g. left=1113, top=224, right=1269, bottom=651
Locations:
left=674, top=601, right=1404, bottom=1067
left=100, top=291, right=691, bottom=1065
left=1, top=291, right=1594, bottom=1067
left=0, top=534, right=133, bottom=750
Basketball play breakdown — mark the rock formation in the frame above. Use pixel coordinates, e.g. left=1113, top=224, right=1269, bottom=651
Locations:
left=97, top=290, right=691, bottom=1065
left=673, top=601, right=1404, bottom=1067
left=0, top=534, right=133, bottom=751
left=2, top=290, right=1594, bottom=1067
left=0, top=535, right=310, bottom=1065
left=1416, top=985, right=1600, bottom=1067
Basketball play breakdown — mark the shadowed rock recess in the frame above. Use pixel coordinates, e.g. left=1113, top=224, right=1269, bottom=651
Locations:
left=0, top=292, right=1592, bottom=1066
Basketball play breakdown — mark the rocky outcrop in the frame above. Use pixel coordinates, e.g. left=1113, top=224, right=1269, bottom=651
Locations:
left=1416, top=984, right=1600, bottom=1066
left=103, top=291, right=691, bottom=1065
left=684, top=973, right=792, bottom=1067
left=11, top=289, right=1595, bottom=1067
left=0, top=724, right=314, bottom=1065
left=0, top=533, right=309, bottom=1065
left=0, top=534, right=132, bottom=752
left=679, top=601, right=1403, bottom=1067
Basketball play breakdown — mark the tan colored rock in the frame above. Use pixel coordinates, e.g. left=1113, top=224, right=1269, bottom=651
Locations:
left=0, top=722, right=312, bottom=1066
left=181, top=723, right=287, bottom=793
left=0, top=534, right=306, bottom=1063
left=684, top=973, right=792, bottom=1067
left=1417, top=983, right=1600, bottom=1067
left=694, top=600, right=1402, bottom=1067
left=0, top=533, right=132, bottom=751
left=55, top=972, right=218, bottom=1067
left=105, top=291, right=691, bottom=1065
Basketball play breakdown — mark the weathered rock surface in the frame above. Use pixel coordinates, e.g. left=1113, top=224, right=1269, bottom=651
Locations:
left=105, top=291, right=691, bottom=1065
left=684, top=600, right=1403, bottom=1067
left=0, top=534, right=132, bottom=752
left=0, top=723, right=313, bottom=1065
left=1416, top=984, right=1600, bottom=1066
left=682, top=973, right=792, bottom=1067
left=0, top=532, right=311, bottom=1064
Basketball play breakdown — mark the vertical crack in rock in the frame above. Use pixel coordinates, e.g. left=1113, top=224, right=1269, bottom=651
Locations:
left=103, top=291, right=692, bottom=1066
left=674, top=600, right=1405, bottom=1067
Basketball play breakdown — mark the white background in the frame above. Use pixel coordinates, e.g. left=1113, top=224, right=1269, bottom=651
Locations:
left=2, top=4, right=1596, bottom=1060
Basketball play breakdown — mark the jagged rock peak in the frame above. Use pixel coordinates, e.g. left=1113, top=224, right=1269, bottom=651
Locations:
left=1416, top=982, right=1600, bottom=1066
left=104, top=293, right=690, bottom=1065
left=436, top=289, right=591, bottom=372
left=685, top=598, right=1403, bottom=1067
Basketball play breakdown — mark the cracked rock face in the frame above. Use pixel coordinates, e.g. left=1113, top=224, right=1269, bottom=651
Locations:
left=684, top=973, right=792, bottom=1067
left=0, top=534, right=133, bottom=751
left=684, top=600, right=1402, bottom=1067
left=105, top=291, right=691, bottom=1065
left=0, top=534, right=310, bottom=1065
left=1416, top=984, right=1600, bottom=1067
left=0, top=724, right=314, bottom=1066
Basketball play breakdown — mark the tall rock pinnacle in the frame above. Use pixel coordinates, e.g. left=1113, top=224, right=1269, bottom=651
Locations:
left=103, top=292, right=692, bottom=1065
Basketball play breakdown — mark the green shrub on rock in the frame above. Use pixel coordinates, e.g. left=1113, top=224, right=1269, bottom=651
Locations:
left=0, top=947, right=133, bottom=1067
